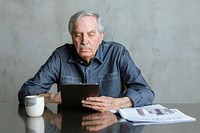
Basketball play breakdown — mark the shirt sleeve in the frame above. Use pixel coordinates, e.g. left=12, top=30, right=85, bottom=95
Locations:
left=119, top=47, right=155, bottom=107
left=18, top=51, right=60, bottom=104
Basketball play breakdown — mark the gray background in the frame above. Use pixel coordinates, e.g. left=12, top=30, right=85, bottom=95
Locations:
left=1, top=0, right=200, bottom=104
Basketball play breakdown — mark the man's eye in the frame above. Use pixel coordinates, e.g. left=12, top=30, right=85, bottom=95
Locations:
left=89, top=33, right=95, bottom=37
left=75, top=34, right=82, bottom=38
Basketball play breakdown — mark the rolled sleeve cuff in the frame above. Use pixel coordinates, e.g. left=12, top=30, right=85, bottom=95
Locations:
left=18, top=87, right=47, bottom=104
left=123, top=89, right=154, bottom=107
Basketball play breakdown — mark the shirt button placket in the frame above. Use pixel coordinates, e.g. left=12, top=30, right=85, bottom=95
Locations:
left=85, top=67, right=90, bottom=83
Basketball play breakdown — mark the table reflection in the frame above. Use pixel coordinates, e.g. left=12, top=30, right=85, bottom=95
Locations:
left=18, top=104, right=61, bottom=133
left=26, top=117, right=44, bottom=133
left=18, top=104, right=144, bottom=133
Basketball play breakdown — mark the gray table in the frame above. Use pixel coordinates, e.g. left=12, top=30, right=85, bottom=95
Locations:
left=0, top=102, right=199, bottom=133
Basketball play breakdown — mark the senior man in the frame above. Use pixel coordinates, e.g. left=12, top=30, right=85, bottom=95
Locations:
left=18, top=10, right=154, bottom=112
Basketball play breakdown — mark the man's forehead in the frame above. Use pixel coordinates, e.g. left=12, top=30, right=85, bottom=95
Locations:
left=73, top=29, right=96, bottom=34
left=73, top=16, right=98, bottom=33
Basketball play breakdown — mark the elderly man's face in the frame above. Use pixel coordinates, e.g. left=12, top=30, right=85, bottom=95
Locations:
left=72, top=16, right=104, bottom=63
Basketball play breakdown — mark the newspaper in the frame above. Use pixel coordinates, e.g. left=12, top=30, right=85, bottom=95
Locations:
left=118, top=104, right=196, bottom=126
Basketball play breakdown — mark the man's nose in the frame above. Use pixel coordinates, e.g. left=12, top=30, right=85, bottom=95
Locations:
left=81, top=35, right=89, bottom=45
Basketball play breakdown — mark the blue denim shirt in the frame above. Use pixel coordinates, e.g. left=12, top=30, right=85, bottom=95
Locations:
left=18, top=41, right=154, bottom=106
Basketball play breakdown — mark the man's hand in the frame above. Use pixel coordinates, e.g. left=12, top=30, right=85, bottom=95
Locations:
left=39, top=91, right=62, bottom=104
left=42, top=108, right=62, bottom=129
left=81, top=112, right=118, bottom=131
left=82, top=96, right=133, bottom=112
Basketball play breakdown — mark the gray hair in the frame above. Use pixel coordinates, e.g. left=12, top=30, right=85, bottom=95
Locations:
left=68, top=10, right=104, bottom=35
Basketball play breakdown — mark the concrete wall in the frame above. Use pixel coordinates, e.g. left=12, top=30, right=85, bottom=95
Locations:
left=1, top=0, right=200, bottom=103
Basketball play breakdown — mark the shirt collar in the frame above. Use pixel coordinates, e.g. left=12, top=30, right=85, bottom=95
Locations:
left=95, top=42, right=104, bottom=63
left=68, top=45, right=80, bottom=63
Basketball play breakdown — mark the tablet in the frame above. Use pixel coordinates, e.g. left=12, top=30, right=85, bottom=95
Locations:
left=60, top=83, right=99, bottom=109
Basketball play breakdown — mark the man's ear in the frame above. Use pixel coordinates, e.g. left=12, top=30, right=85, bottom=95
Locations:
left=100, top=32, right=105, bottom=41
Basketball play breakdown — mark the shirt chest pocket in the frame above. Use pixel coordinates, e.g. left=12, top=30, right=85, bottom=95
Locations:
left=98, top=72, right=122, bottom=97
left=61, top=75, right=82, bottom=84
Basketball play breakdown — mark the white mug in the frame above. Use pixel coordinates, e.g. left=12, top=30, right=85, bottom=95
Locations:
left=25, top=95, right=44, bottom=117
